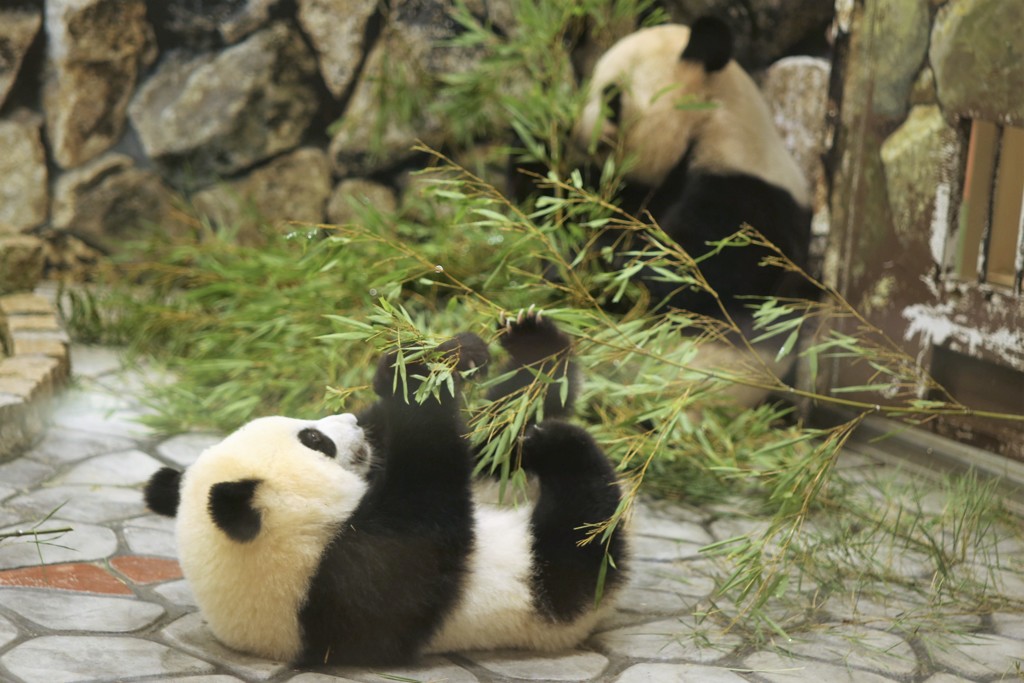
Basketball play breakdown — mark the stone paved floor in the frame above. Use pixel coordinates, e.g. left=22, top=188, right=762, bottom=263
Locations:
left=0, top=344, right=1022, bottom=682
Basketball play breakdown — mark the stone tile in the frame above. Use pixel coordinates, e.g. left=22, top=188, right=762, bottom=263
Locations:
left=6, top=484, right=146, bottom=524
left=0, top=457, right=55, bottom=491
left=0, top=613, right=17, bottom=648
left=23, top=426, right=140, bottom=466
left=593, top=616, right=742, bottom=663
left=615, top=583, right=702, bottom=616
left=68, top=345, right=125, bottom=378
left=0, top=563, right=131, bottom=595
left=991, top=612, right=1024, bottom=639
left=126, top=513, right=178, bottom=532
left=1, top=635, right=215, bottom=682
left=110, top=555, right=183, bottom=584
left=288, top=674, right=367, bottom=683
left=0, top=483, right=15, bottom=502
left=0, top=589, right=164, bottom=631
left=123, top=522, right=178, bottom=557
left=464, top=650, right=608, bottom=680
left=0, top=520, right=117, bottom=569
left=632, top=508, right=713, bottom=544
left=920, top=674, right=977, bottom=683
left=161, top=612, right=289, bottom=680
left=613, top=662, right=750, bottom=682
left=708, top=516, right=771, bottom=543
left=629, top=560, right=718, bottom=595
left=744, top=650, right=898, bottom=682
left=630, top=535, right=707, bottom=562
left=925, top=632, right=1024, bottom=679
left=326, top=657, right=476, bottom=682
left=49, top=387, right=154, bottom=439
left=153, top=579, right=197, bottom=608
left=156, top=432, right=223, bottom=468
left=56, top=449, right=164, bottom=487
left=780, top=624, right=917, bottom=677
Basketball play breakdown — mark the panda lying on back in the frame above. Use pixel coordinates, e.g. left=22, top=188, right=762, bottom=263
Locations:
left=144, top=312, right=627, bottom=666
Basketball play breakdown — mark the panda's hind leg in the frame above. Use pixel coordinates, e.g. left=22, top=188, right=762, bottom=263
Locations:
left=519, top=420, right=627, bottom=620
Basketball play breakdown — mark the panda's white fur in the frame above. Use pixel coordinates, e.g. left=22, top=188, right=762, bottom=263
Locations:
left=175, top=415, right=370, bottom=661
left=574, top=21, right=813, bottom=410
left=146, top=318, right=627, bottom=666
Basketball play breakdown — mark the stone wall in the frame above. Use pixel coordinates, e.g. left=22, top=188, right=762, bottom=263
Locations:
left=823, top=0, right=1024, bottom=459
left=0, top=0, right=833, bottom=458
left=0, top=0, right=833, bottom=283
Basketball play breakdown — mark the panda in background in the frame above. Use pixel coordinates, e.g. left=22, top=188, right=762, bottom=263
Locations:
left=143, top=312, right=627, bottom=667
left=574, top=17, right=814, bottom=406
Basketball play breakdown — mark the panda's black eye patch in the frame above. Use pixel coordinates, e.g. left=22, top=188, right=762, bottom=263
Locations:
left=298, top=428, right=337, bottom=458
left=602, top=84, right=623, bottom=127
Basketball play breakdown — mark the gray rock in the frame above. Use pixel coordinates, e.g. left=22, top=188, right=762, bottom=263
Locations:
left=880, top=105, right=960, bottom=258
left=43, top=0, right=156, bottom=168
left=129, top=22, right=319, bottom=187
left=0, top=235, right=45, bottom=295
left=149, top=0, right=282, bottom=47
left=297, top=0, right=380, bottom=99
left=326, top=178, right=398, bottom=226
left=661, top=0, right=833, bottom=67
left=191, top=147, right=331, bottom=244
left=931, top=0, right=1024, bottom=122
left=329, top=0, right=482, bottom=176
left=862, top=0, right=930, bottom=120
left=761, top=57, right=830, bottom=197
left=51, top=153, right=183, bottom=252
left=0, top=6, right=41, bottom=109
left=0, top=112, right=47, bottom=235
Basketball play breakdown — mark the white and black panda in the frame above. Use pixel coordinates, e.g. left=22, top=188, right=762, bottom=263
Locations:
left=574, top=17, right=814, bottom=405
left=143, top=313, right=626, bottom=666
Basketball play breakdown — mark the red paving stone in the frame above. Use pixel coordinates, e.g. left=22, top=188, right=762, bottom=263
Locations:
left=110, top=555, right=183, bottom=584
left=0, top=562, right=132, bottom=595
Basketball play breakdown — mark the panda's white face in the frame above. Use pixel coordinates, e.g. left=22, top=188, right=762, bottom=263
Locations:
left=174, top=414, right=373, bottom=661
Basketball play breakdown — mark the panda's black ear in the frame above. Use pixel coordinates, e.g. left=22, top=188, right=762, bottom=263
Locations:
left=208, top=479, right=262, bottom=543
left=681, top=16, right=733, bottom=72
left=145, top=467, right=183, bottom=518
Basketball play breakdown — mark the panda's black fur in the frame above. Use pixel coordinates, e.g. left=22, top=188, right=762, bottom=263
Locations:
left=576, top=17, right=813, bottom=324
left=144, top=313, right=626, bottom=666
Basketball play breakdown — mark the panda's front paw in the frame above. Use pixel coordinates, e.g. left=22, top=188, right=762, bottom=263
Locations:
left=372, top=332, right=489, bottom=400
left=498, top=306, right=572, bottom=365
left=438, top=332, right=490, bottom=377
